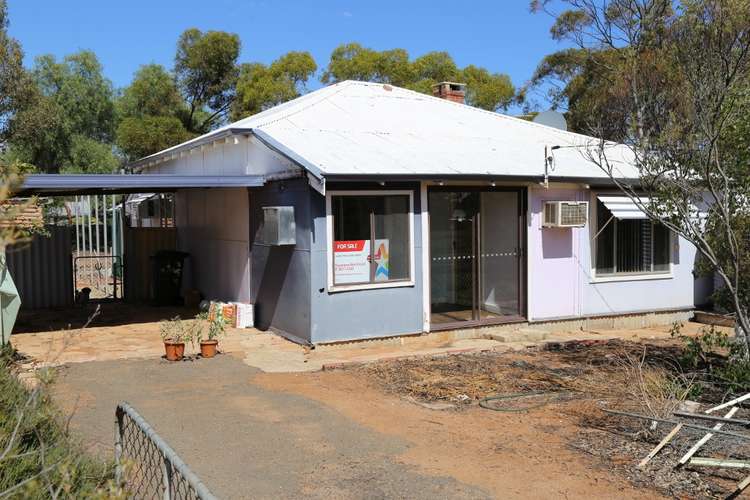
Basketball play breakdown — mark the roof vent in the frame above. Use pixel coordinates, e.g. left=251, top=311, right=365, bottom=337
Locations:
left=432, top=82, right=466, bottom=104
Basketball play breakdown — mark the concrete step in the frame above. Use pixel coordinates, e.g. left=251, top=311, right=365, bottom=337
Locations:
left=483, top=328, right=550, bottom=343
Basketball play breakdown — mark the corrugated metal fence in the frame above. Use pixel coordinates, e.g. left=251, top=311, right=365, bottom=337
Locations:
left=6, top=226, right=74, bottom=309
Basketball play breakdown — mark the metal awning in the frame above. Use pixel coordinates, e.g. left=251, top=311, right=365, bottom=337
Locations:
left=16, top=174, right=265, bottom=196
left=597, top=195, right=649, bottom=220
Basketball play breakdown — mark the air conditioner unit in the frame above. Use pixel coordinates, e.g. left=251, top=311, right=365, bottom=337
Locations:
left=542, top=201, right=589, bottom=228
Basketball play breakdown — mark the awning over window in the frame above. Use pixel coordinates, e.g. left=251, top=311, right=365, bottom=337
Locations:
left=597, top=195, right=649, bottom=220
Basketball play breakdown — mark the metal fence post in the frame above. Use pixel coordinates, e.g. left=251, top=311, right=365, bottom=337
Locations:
left=114, top=407, right=124, bottom=486
left=162, top=455, right=173, bottom=500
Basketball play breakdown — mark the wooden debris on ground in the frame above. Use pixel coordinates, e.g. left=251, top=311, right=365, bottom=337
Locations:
left=608, top=392, right=750, bottom=498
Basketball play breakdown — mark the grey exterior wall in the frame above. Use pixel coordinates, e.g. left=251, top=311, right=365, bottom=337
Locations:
left=249, top=178, right=313, bottom=343
left=174, top=188, right=250, bottom=303
left=7, top=226, right=73, bottom=309
left=309, top=183, right=424, bottom=343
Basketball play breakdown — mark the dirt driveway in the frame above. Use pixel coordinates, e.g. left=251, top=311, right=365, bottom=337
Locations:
left=53, top=353, right=657, bottom=499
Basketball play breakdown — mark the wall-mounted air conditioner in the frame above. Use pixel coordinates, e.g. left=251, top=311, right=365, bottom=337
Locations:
left=542, top=201, right=589, bottom=228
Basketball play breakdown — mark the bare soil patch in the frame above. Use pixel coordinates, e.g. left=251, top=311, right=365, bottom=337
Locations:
left=258, top=338, right=750, bottom=499
left=354, top=339, right=750, bottom=498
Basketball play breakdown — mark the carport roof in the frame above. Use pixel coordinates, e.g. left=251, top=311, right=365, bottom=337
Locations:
left=17, top=173, right=265, bottom=196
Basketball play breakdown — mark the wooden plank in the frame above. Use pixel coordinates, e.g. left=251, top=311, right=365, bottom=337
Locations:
left=728, top=474, right=750, bottom=499
left=689, top=457, right=750, bottom=469
left=638, top=423, right=683, bottom=468
left=706, top=393, right=750, bottom=414
left=678, top=407, right=739, bottom=466
left=600, top=408, right=750, bottom=441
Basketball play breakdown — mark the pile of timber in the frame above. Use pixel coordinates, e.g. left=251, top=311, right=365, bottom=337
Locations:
left=603, top=393, right=750, bottom=498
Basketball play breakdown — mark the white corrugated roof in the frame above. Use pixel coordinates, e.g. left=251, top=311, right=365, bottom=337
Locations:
left=136, top=80, right=638, bottom=180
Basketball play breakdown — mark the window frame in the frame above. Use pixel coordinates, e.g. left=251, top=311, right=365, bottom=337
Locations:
left=326, top=189, right=416, bottom=292
left=590, top=194, right=674, bottom=282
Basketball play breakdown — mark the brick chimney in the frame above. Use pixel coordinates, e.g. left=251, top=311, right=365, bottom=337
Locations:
left=432, top=82, right=466, bottom=104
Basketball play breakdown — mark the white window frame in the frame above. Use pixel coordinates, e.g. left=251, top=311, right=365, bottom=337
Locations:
left=590, top=193, right=674, bottom=283
left=326, top=189, right=416, bottom=293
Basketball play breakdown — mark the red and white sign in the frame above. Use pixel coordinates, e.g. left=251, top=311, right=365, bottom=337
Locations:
left=333, top=240, right=370, bottom=283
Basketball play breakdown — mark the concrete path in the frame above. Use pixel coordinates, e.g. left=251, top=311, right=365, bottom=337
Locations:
left=53, top=355, right=490, bottom=499
left=12, top=314, right=716, bottom=374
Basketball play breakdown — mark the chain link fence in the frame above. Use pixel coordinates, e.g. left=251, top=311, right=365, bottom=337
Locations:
left=115, top=402, right=217, bottom=499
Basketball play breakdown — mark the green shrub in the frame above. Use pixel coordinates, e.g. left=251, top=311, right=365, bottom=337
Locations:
left=671, top=322, right=750, bottom=393
left=0, top=345, right=121, bottom=498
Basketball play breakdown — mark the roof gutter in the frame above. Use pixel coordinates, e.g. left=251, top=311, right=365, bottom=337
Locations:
left=322, top=174, right=641, bottom=188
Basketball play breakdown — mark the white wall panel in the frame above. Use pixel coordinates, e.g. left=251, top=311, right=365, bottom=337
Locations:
left=175, top=188, right=250, bottom=303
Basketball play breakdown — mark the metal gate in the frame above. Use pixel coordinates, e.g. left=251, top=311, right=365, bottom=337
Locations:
left=73, top=254, right=122, bottom=300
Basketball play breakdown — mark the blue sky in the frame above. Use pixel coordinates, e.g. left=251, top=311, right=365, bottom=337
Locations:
left=7, top=0, right=567, bottom=111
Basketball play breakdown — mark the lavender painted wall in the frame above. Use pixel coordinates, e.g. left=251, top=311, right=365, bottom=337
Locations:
left=527, top=185, right=697, bottom=321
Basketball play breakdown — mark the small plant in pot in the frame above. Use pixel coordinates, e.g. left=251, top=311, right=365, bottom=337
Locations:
left=196, top=311, right=226, bottom=358
left=160, top=316, right=191, bottom=361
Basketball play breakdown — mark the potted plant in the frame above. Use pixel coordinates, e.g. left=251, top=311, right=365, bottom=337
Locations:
left=160, top=316, right=186, bottom=361
left=195, top=310, right=226, bottom=358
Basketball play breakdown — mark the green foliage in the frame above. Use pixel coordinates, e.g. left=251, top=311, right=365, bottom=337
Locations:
left=8, top=51, right=117, bottom=173
left=65, top=136, right=119, bottom=174
left=33, top=52, right=115, bottom=142
left=116, top=29, right=243, bottom=158
left=175, top=28, right=241, bottom=132
left=194, top=311, right=227, bottom=342
left=0, top=346, right=120, bottom=498
left=116, top=116, right=191, bottom=162
left=116, top=64, right=185, bottom=120
left=322, top=42, right=382, bottom=83
left=525, top=1, right=679, bottom=139
left=0, top=0, right=33, bottom=137
left=461, top=65, right=515, bottom=113
left=158, top=316, right=198, bottom=345
left=232, top=52, right=317, bottom=119
left=322, top=43, right=516, bottom=111
left=672, top=323, right=750, bottom=393
left=411, top=51, right=458, bottom=84
left=114, top=64, right=192, bottom=160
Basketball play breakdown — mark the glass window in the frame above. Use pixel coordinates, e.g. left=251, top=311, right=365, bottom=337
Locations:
left=331, top=194, right=411, bottom=286
left=595, top=200, right=671, bottom=276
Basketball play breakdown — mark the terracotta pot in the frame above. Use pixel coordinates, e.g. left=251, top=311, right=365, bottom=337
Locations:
left=164, top=340, right=185, bottom=361
left=200, top=340, right=219, bottom=358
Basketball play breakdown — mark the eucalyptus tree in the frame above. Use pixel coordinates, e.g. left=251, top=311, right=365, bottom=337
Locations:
left=322, top=43, right=516, bottom=112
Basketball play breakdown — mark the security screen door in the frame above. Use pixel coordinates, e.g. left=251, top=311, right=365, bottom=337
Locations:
left=429, top=188, right=523, bottom=327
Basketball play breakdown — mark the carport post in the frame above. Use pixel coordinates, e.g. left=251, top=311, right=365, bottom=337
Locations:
left=103, top=195, right=108, bottom=254
left=74, top=196, right=80, bottom=256
left=87, top=195, right=93, bottom=285
left=94, top=195, right=100, bottom=255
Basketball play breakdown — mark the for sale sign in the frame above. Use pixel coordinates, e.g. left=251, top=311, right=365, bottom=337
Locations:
left=333, top=239, right=390, bottom=284
left=333, top=240, right=370, bottom=283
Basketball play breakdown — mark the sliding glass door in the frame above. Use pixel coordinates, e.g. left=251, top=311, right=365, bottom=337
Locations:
left=429, top=188, right=524, bottom=327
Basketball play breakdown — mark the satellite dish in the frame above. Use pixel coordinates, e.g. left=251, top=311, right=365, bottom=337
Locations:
left=532, top=110, right=567, bottom=131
